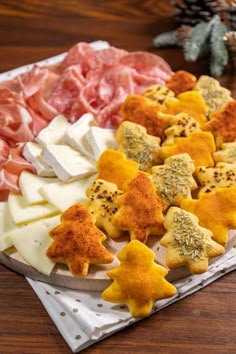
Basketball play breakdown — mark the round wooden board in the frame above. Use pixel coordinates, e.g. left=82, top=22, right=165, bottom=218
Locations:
left=1, top=231, right=236, bottom=291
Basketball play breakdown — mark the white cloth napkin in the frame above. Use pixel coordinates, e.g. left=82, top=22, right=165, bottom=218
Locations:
left=27, top=242, right=236, bottom=353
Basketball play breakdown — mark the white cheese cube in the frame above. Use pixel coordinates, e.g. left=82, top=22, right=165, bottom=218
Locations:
left=86, top=127, right=118, bottom=160
left=41, top=144, right=96, bottom=182
left=8, top=215, right=61, bottom=275
left=23, top=141, right=56, bottom=177
left=65, top=112, right=97, bottom=159
left=8, top=193, right=59, bottom=225
left=35, top=115, right=71, bottom=146
left=19, top=171, right=59, bottom=205
left=39, top=173, right=96, bottom=212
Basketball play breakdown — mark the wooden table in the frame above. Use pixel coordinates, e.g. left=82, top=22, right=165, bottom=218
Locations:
left=0, top=1, right=236, bottom=353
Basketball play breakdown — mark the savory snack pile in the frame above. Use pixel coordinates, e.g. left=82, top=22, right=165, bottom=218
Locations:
left=1, top=47, right=236, bottom=318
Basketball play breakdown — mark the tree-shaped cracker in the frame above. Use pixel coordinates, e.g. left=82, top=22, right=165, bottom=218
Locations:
left=113, top=172, right=165, bottom=243
left=102, top=240, right=177, bottom=317
left=181, top=187, right=236, bottom=246
left=160, top=207, right=225, bottom=274
left=46, top=203, right=113, bottom=277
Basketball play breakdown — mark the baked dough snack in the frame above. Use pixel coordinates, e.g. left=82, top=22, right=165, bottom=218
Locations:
left=142, top=84, right=175, bottom=105
left=96, top=149, right=139, bottom=189
left=46, top=203, right=113, bottom=277
left=160, top=131, right=216, bottom=168
left=121, top=94, right=172, bottom=140
left=194, top=75, right=233, bottom=115
left=116, top=121, right=161, bottom=171
left=162, top=112, right=200, bottom=146
left=160, top=207, right=225, bottom=273
left=85, top=179, right=123, bottom=239
left=166, top=70, right=197, bottom=96
left=113, top=172, right=165, bottom=243
left=181, top=187, right=236, bottom=246
left=195, top=163, right=236, bottom=194
left=101, top=240, right=177, bottom=317
left=150, top=153, right=197, bottom=208
left=161, top=91, right=207, bottom=126
left=213, top=142, right=236, bottom=164
left=203, top=100, right=236, bottom=148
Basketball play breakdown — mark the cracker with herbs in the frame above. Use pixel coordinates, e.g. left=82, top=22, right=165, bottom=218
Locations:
left=213, top=142, right=236, bottom=164
left=142, top=84, right=175, bottom=105
left=160, top=207, right=225, bottom=274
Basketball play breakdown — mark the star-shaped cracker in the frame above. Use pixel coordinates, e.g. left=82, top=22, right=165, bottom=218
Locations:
left=163, top=112, right=200, bottom=146
left=160, top=131, right=216, bottom=168
left=203, top=100, right=236, bottom=148
left=101, top=240, right=177, bottom=317
left=160, top=207, right=225, bottom=274
left=96, top=149, right=139, bottom=190
left=181, top=187, right=236, bottom=246
left=142, top=84, right=175, bottom=105
left=116, top=121, right=161, bottom=171
left=150, top=153, right=197, bottom=208
left=195, top=163, right=236, bottom=194
left=113, top=172, right=165, bottom=243
left=213, top=142, right=236, bottom=164
left=46, top=203, right=113, bottom=277
left=161, top=91, right=207, bottom=126
left=194, top=75, right=233, bottom=115
left=121, top=94, right=172, bottom=140
left=85, top=179, right=123, bottom=239
left=166, top=70, right=197, bottom=96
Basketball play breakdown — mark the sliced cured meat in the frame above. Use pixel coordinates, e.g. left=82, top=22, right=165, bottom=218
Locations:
left=95, top=46, right=128, bottom=67
left=0, top=169, right=20, bottom=194
left=3, top=144, right=35, bottom=175
left=0, top=138, right=10, bottom=167
left=18, top=65, right=49, bottom=98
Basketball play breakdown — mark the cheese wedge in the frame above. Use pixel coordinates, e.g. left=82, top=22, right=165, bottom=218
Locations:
left=65, top=112, right=97, bottom=159
left=19, top=171, right=59, bottom=204
left=35, top=115, right=71, bottom=146
left=41, top=144, right=96, bottom=182
left=8, top=215, right=61, bottom=275
left=23, top=141, right=56, bottom=177
left=8, top=193, right=59, bottom=225
left=39, top=173, right=96, bottom=212
left=0, top=202, right=16, bottom=251
left=86, top=127, right=118, bottom=160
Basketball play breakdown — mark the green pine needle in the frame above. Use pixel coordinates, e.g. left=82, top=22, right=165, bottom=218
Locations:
left=153, top=31, right=178, bottom=48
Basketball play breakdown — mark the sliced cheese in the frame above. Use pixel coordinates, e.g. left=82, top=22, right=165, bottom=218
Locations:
left=65, top=112, right=97, bottom=159
left=41, top=144, right=96, bottom=182
left=23, top=141, right=56, bottom=177
left=86, top=127, right=118, bottom=160
left=39, top=173, right=96, bottom=212
left=0, top=202, right=16, bottom=251
left=19, top=171, right=58, bottom=204
left=8, top=215, right=61, bottom=275
left=35, top=115, right=71, bottom=146
left=8, top=193, right=59, bottom=225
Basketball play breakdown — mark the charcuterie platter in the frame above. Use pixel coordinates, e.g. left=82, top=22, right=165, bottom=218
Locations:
left=1, top=40, right=236, bottom=306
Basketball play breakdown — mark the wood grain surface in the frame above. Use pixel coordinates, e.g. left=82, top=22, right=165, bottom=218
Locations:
left=0, top=1, right=236, bottom=353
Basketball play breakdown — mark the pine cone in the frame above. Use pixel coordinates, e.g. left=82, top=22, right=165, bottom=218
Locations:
left=224, top=31, right=236, bottom=67
left=172, top=0, right=226, bottom=25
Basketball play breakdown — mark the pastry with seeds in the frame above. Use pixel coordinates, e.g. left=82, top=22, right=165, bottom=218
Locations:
left=96, top=149, right=139, bottom=190
left=121, top=94, right=172, bottom=140
left=213, top=142, right=236, bottom=164
left=195, top=163, right=236, bottom=194
left=102, top=240, right=177, bottom=318
left=162, top=112, right=200, bottom=146
left=46, top=203, right=113, bottom=277
left=165, top=70, right=197, bottom=96
left=160, top=207, right=225, bottom=274
left=85, top=179, right=123, bottom=239
left=150, top=153, right=197, bottom=209
left=160, top=131, right=216, bottom=168
left=142, top=84, right=175, bottom=105
left=113, top=172, right=165, bottom=244
left=194, top=75, right=233, bottom=116
left=161, top=91, right=207, bottom=126
left=116, top=121, right=162, bottom=171
left=181, top=187, right=236, bottom=246
left=203, top=100, right=236, bottom=148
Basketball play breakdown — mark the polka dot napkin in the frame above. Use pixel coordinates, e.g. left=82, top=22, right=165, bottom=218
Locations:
left=27, top=234, right=236, bottom=353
